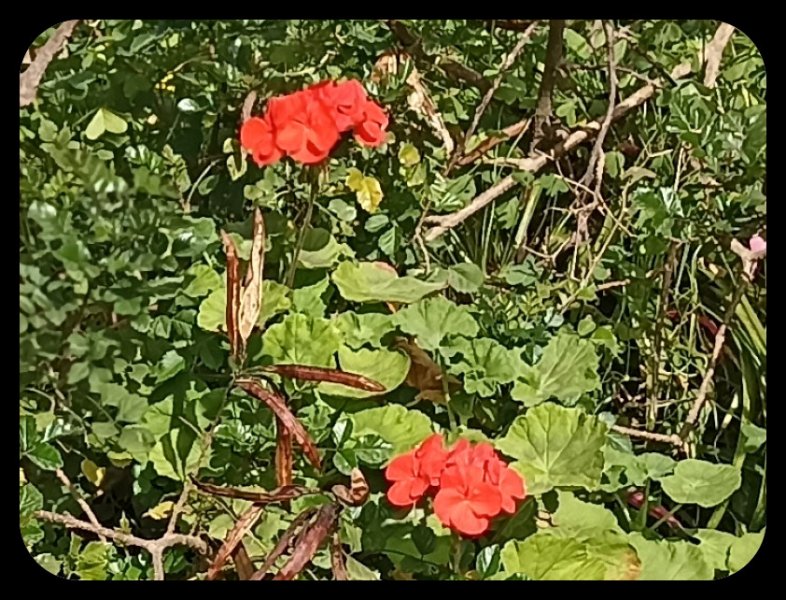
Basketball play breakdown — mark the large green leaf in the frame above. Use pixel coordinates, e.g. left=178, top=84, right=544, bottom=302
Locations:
left=319, top=345, right=410, bottom=398
left=333, top=311, right=395, bottom=349
left=627, top=533, right=713, bottom=580
left=332, top=261, right=446, bottom=304
left=728, top=530, right=765, bottom=573
left=657, top=459, right=742, bottom=507
left=552, top=490, right=624, bottom=535
left=446, top=337, right=521, bottom=397
left=496, top=403, right=608, bottom=495
left=261, top=313, right=340, bottom=367
left=511, top=330, right=600, bottom=406
left=694, top=529, right=737, bottom=571
left=501, top=530, right=640, bottom=580
left=349, top=405, right=433, bottom=456
left=148, top=427, right=207, bottom=481
left=393, top=296, right=478, bottom=351
left=298, top=228, right=350, bottom=269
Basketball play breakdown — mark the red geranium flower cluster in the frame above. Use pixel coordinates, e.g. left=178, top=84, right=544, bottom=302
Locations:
left=240, top=79, right=388, bottom=167
left=385, top=434, right=527, bottom=537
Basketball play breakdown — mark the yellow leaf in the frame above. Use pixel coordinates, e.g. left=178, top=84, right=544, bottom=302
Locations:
left=356, top=175, right=384, bottom=214
left=144, top=500, right=176, bottom=520
left=81, top=459, right=106, bottom=488
left=346, top=167, right=365, bottom=192
left=20, top=468, right=27, bottom=486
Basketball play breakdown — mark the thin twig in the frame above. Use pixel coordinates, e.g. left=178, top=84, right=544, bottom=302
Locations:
left=611, top=424, right=682, bottom=446
left=35, top=510, right=207, bottom=580
left=451, top=21, right=539, bottom=170
left=54, top=468, right=106, bottom=543
left=578, top=20, right=617, bottom=191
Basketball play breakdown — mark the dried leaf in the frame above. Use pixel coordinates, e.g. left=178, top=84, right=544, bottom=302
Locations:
left=250, top=508, right=319, bottom=580
left=236, top=379, right=322, bottom=470
left=260, top=364, right=385, bottom=392
left=238, top=209, right=266, bottom=341
left=191, top=477, right=313, bottom=503
left=331, top=468, right=370, bottom=506
left=232, top=542, right=255, bottom=580
left=330, top=532, right=349, bottom=581
left=207, top=504, right=265, bottom=580
left=276, top=419, right=293, bottom=487
left=273, top=504, right=340, bottom=580
left=396, top=338, right=460, bottom=403
left=221, top=231, right=242, bottom=359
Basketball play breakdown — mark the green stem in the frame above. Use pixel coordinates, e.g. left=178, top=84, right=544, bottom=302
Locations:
left=286, top=170, right=319, bottom=288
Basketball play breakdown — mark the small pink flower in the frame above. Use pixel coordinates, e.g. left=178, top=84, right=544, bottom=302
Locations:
left=749, top=234, right=767, bottom=254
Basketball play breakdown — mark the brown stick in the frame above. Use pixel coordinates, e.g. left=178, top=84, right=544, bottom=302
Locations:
left=611, top=424, right=682, bottom=446
left=702, top=23, right=736, bottom=88
left=250, top=508, right=319, bottom=580
left=273, top=504, right=340, bottom=580
left=35, top=510, right=207, bottom=580
left=530, top=20, right=565, bottom=152
left=54, top=468, right=106, bottom=543
left=20, top=20, right=79, bottom=108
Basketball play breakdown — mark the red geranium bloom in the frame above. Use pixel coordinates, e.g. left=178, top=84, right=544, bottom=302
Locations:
left=313, top=80, right=368, bottom=132
left=240, top=116, right=283, bottom=167
left=385, top=450, right=430, bottom=507
left=414, top=433, right=450, bottom=486
left=354, top=100, right=389, bottom=147
left=434, top=464, right=502, bottom=537
left=239, top=78, right=388, bottom=167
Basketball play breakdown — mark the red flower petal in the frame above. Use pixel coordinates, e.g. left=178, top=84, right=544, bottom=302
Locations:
left=240, top=117, right=272, bottom=152
left=468, top=483, right=502, bottom=518
left=385, top=452, right=417, bottom=482
left=433, top=487, right=464, bottom=526
left=500, top=466, right=526, bottom=499
left=449, top=503, right=490, bottom=537
left=387, top=480, right=417, bottom=507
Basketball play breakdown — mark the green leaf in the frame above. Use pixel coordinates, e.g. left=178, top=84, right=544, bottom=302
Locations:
left=332, top=261, right=446, bottom=304
left=552, top=490, right=624, bottom=535
left=333, top=312, right=394, bottom=349
left=299, top=228, right=348, bottom=269
left=447, top=263, right=484, bottom=294
left=319, top=346, right=410, bottom=398
left=26, top=442, right=64, bottom=471
left=153, top=350, right=186, bottom=383
left=728, top=530, right=764, bottom=573
left=116, top=393, right=148, bottom=423
left=511, top=330, right=600, bottom=406
left=118, top=425, right=156, bottom=463
left=694, top=529, right=737, bottom=571
left=75, top=541, right=117, bottom=580
left=501, top=530, right=640, bottom=580
left=183, top=264, right=222, bottom=298
left=346, top=555, right=381, bottom=580
left=657, top=459, right=742, bottom=507
left=85, top=108, right=128, bottom=140
left=350, top=405, right=433, bottom=456
left=148, top=427, right=206, bottom=481
left=393, top=296, right=478, bottom=352
left=398, top=143, right=421, bottom=166
left=262, top=313, right=340, bottom=367
left=447, top=337, right=521, bottom=397
left=291, top=277, right=328, bottom=318
left=20, top=483, right=44, bottom=518
left=496, top=403, right=608, bottom=495
left=741, top=420, right=766, bottom=453
left=627, top=533, right=713, bottom=580
left=259, top=280, right=292, bottom=324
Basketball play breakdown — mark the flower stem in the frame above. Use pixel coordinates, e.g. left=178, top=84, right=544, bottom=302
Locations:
left=286, top=169, right=319, bottom=288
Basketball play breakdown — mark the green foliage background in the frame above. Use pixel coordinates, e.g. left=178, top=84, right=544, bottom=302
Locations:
left=20, top=19, right=765, bottom=580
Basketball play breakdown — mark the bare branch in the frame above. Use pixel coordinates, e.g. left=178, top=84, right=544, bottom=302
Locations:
left=20, top=21, right=79, bottom=108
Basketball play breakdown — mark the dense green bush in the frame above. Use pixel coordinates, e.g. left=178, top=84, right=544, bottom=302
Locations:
left=20, top=19, right=765, bottom=580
